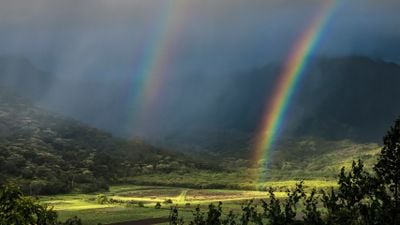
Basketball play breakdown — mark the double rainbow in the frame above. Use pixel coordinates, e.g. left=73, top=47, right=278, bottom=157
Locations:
left=253, top=0, right=340, bottom=183
left=125, top=0, right=340, bottom=178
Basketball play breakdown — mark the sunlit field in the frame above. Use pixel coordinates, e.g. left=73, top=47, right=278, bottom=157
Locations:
left=40, top=181, right=336, bottom=225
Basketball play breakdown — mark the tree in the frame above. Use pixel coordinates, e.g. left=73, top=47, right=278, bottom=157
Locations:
left=374, top=116, right=400, bottom=223
left=0, top=185, right=58, bottom=225
left=0, top=185, right=83, bottom=225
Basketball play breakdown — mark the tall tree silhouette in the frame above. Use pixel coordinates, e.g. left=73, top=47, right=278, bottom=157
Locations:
left=374, top=117, right=400, bottom=222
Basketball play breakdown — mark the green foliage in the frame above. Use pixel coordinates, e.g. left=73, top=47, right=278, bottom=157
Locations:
left=0, top=90, right=211, bottom=195
left=374, top=117, right=400, bottom=208
left=62, top=216, right=83, bottom=225
left=302, top=189, right=323, bottom=225
left=0, top=184, right=58, bottom=224
left=0, top=184, right=83, bottom=225
left=165, top=199, right=174, bottom=204
left=373, top=116, right=400, bottom=224
left=96, top=194, right=108, bottom=205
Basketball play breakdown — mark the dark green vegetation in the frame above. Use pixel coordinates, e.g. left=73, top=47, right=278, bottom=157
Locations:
left=171, top=117, right=400, bottom=225
left=0, top=90, right=214, bottom=195
left=127, top=138, right=379, bottom=190
left=261, top=138, right=379, bottom=180
left=0, top=184, right=82, bottom=225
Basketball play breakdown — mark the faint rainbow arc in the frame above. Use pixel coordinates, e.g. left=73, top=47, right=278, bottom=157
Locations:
left=253, top=0, right=340, bottom=183
left=125, top=0, right=190, bottom=135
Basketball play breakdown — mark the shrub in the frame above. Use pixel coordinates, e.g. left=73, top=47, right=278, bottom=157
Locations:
left=0, top=184, right=85, bottom=225
left=96, top=194, right=108, bottom=204
left=62, top=216, right=83, bottom=225
left=164, top=199, right=173, bottom=204
left=0, top=185, right=58, bottom=225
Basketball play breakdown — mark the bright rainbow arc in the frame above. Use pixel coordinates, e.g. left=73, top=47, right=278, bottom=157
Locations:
left=253, top=0, right=340, bottom=183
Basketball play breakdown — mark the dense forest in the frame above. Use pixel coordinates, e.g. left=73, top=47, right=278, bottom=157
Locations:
left=0, top=89, right=215, bottom=195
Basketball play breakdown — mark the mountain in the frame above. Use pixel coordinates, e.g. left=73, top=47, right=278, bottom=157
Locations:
left=263, top=137, right=380, bottom=179
left=147, top=56, right=400, bottom=154
left=0, top=89, right=213, bottom=195
left=1, top=55, right=399, bottom=147
left=195, top=56, right=400, bottom=142
left=290, top=56, right=400, bottom=141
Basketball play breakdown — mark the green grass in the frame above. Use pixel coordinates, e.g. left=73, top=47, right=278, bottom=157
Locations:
left=121, top=140, right=380, bottom=192
left=57, top=207, right=169, bottom=225
left=41, top=181, right=337, bottom=225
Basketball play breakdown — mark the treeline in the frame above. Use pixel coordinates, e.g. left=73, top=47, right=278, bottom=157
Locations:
left=170, top=117, right=400, bottom=225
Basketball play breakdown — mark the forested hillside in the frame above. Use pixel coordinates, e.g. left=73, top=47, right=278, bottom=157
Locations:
left=0, top=90, right=213, bottom=195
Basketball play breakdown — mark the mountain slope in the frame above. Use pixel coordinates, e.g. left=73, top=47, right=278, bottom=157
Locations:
left=146, top=56, right=400, bottom=156
left=0, top=90, right=212, bottom=195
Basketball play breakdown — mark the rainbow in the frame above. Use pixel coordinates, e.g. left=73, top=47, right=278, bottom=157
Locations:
left=253, top=0, right=340, bottom=182
left=124, top=0, right=191, bottom=135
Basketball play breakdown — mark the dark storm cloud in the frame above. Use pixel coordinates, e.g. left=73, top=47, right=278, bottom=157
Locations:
left=0, top=0, right=399, bottom=143
left=1, top=0, right=399, bottom=76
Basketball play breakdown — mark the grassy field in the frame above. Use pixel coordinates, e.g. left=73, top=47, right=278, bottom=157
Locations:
left=41, top=181, right=337, bottom=225
left=123, top=140, right=380, bottom=191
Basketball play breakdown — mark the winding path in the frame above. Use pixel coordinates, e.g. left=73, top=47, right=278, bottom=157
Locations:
left=176, top=189, right=188, bottom=203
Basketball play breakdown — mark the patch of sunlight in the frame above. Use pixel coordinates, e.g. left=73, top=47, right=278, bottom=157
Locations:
left=258, top=180, right=337, bottom=189
left=110, top=196, right=166, bottom=203
left=43, top=199, right=115, bottom=211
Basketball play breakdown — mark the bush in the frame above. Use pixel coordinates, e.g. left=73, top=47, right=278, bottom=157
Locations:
left=0, top=184, right=85, bottom=225
left=62, top=216, right=83, bottom=225
left=96, top=194, right=108, bottom=204
left=164, top=199, right=173, bottom=204
left=0, top=185, right=58, bottom=225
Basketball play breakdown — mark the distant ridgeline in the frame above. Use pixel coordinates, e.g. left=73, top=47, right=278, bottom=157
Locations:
left=151, top=56, right=400, bottom=153
left=205, top=56, right=400, bottom=142
left=1, top=56, right=400, bottom=144
left=0, top=90, right=213, bottom=195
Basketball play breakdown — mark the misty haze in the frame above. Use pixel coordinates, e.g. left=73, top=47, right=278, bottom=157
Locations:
left=1, top=1, right=400, bottom=225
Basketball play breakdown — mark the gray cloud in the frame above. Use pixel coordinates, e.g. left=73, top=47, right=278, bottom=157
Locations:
left=0, top=0, right=399, bottom=144
left=0, top=1, right=399, bottom=74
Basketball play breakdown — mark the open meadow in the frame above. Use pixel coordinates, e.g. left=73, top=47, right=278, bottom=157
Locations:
left=40, top=181, right=337, bottom=225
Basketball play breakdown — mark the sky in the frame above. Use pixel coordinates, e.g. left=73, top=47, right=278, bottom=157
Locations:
left=0, top=0, right=399, bottom=146
left=0, top=0, right=399, bottom=80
